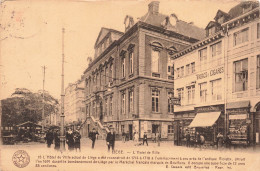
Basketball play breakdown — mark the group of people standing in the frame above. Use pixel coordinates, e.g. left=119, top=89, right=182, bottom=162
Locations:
left=45, top=127, right=81, bottom=152
left=45, top=129, right=61, bottom=150
left=66, top=127, right=81, bottom=152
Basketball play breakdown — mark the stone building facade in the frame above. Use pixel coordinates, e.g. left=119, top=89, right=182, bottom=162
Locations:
left=64, top=79, right=86, bottom=132
left=83, top=1, right=205, bottom=140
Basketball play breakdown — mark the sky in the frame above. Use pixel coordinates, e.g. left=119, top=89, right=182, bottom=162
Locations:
left=0, top=0, right=241, bottom=100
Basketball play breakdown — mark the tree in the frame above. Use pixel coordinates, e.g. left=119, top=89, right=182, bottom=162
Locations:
left=1, top=88, right=59, bottom=127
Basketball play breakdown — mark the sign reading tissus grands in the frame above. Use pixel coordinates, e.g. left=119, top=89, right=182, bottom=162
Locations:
left=196, top=66, right=224, bottom=80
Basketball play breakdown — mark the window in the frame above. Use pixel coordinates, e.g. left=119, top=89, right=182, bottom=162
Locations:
left=151, top=50, right=159, bottom=73
left=109, top=96, right=113, bottom=116
left=199, top=48, right=207, bottom=69
left=168, top=125, right=174, bottom=133
left=121, top=91, right=126, bottom=114
left=199, top=82, right=207, bottom=103
left=234, top=58, right=248, bottom=92
left=129, top=89, right=134, bottom=113
left=152, top=89, right=159, bottom=112
left=129, top=52, right=134, bottom=75
left=180, top=66, right=184, bottom=77
left=234, top=28, right=249, bottom=46
left=191, top=62, right=195, bottom=73
left=167, top=65, right=174, bottom=76
left=257, top=23, right=260, bottom=39
left=177, top=68, right=180, bottom=78
left=211, top=41, right=222, bottom=57
left=122, top=57, right=126, bottom=78
left=168, top=92, right=174, bottom=113
left=110, top=63, right=113, bottom=82
left=104, top=98, right=108, bottom=116
left=208, top=27, right=216, bottom=36
left=257, top=55, right=260, bottom=89
left=187, top=85, right=195, bottom=104
left=93, top=101, right=96, bottom=116
left=186, top=64, right=190, bottom=75
left=121, top=125, right=125, bottom=133
left=211, top=79, right=222, bottom=101
left=177, top=88, right=184, bottom=105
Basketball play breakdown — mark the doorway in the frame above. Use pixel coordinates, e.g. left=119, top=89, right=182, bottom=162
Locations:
left=129, top=124, right=133, bottom=140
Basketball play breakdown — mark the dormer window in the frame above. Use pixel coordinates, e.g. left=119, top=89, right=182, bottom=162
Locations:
left=208, top=27, right=216, bottom=36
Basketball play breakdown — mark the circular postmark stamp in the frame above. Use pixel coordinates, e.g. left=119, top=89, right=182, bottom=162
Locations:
left=12, top=150, right=30, bottom=168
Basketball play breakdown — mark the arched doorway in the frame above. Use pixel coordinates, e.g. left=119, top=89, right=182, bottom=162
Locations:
left=255, top=103, right=260, bottom=145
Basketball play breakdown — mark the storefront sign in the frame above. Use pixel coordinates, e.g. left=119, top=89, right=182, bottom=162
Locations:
left=229, top=114, right=247, bottom=120
left=196, top=105, right=224, bottom=113
left=227, top=108, right=249, bottom=114
left=196, top=66, right=224, bottom=80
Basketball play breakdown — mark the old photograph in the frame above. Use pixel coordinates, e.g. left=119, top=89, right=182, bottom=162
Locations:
left=0, top=0, right=260, bottom=170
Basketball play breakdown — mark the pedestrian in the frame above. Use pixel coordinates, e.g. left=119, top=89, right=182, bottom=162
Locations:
left=186, top=131, right=191, bottom=147
left=122, top=131, right=126, bottom=143
left=200, top=134, right=205, bottom=148
left=153, top=132, right=156, bottom=143
left=134, top=132, right=139, bottom=146
left=216, top=132, right=223, bottom=149
left=126, top=131, right=129, bottom=141
left=156, top=132, right=161, bottom=146
left=106, top=127, right=115, bottom=152
left=143, top=132, right=148, bottom=146
left=89, top=128, right=99, bottom=149
left=74, top=127, right=81, bottom=152
left=54, top=129, right=60, bottom=150
left=225, top=132, right=232, bottom=150
left=195, top=132, right=201, bottom=148
left=66, top=128, right=74, bottom=151
left=46, top=129, right=54, bottom=148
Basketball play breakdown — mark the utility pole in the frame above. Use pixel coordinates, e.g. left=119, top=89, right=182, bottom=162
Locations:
left=60, top=28, right=66, bottom=151
left=42, top=65, right=46, bottom=132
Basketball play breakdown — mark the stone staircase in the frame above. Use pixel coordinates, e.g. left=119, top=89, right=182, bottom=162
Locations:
left=79, top=113, right=110, bottom=139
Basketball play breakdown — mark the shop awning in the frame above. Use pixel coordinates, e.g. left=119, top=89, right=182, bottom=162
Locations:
left=188, top=112, right=221, bottom=127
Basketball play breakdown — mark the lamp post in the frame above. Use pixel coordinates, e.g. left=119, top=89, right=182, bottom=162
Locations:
left=60, top=28, right=66, bottom=151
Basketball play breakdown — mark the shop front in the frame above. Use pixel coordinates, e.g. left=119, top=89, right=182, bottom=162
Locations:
left=227, top=101, right=251, bottom=146
left=173, top=112, right=195, bottom=146
left=187, top=105, right=225, bottom=146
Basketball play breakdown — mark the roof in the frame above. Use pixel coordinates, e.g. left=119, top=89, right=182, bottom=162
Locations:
left=205, top=21, right=221, bottom=29
left=94, top=27, right=123, bottom=48
left=16, top=121, right=42, bottom=127
left=139, top=12, right=205, bottom=40
left=228, top=1, right=259, bottom=19
left=214, top=10, right=230, bottom=21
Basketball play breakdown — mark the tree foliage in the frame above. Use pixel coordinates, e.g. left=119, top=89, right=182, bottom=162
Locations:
left=1, top=88, right=59, bottom=127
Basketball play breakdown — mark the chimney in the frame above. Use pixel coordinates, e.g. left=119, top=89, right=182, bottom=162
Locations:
left=148, top=1, right=159, bottom=15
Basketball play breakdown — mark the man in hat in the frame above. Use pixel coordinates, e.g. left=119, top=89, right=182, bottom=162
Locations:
left=89, top=128, right=99, bottom=149
left=46, top=129, right=54, bottom=148
left=106, top=127, right=115, bottom=152
left=143, top=132, right=148, bottom=146
left=74, top=126, right=81, bottom=152
left=66, top=128, right=74, bottom=151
